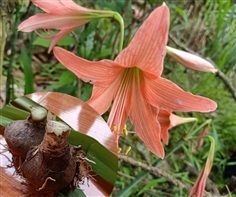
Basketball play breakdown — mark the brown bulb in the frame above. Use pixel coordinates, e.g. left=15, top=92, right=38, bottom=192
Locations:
left=21, top=121, right=77, bottom=192
left=4, top=106, right=47, bottom=166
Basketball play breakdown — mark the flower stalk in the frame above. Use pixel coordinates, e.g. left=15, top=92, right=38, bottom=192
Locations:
left=185, top=119, right=212, bottom=140
left=0, top=5, right=7, bottom=83
left=6, top=4, right=22, bottom=103
left=189, top=136, right=215, bottom=197
left=113, top=12, right=124, bottom=53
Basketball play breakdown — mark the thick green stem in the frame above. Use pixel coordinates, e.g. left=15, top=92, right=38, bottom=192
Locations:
left=5, top=4, right=21, bottom=103
left=113, top=12, right=124, bottom=53
left=0, top=5, right=7, bottom=99
left=91, top=10, right=124, bottom=53
left=0, top=17, right=6, bottom=74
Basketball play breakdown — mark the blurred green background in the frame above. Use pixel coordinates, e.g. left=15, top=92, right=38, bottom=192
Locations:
left=1, top=0, right=236, bottom=196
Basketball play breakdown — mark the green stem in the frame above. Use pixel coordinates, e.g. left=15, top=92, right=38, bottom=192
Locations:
left=187, top=135, right=215, bottom=144
left=185, top=119, right=212, bottom=139
left=187, top=135, right=215, bottom=164
left=5, top=4, right=21, bottom=103
left=0, top=8, right=7, bottom=96
left=95, top=11, right=124, bottom=53
left=113, top=12, right=124, bottom=53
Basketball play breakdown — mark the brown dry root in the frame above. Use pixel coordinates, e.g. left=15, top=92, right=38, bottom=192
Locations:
left=20, top=121, right=78, bottom=193
left=4, top=106, right=47, bottom=169
left=71, top=145, right=95, bottom=187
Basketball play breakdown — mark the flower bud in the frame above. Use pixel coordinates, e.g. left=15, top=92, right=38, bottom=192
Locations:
left=166, top=46, right=218, bottom=73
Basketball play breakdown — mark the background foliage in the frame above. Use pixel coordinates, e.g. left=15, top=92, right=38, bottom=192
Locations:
left=1, top=0, right=236, bottom=196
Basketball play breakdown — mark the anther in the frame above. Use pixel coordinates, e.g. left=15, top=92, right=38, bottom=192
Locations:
left=117, top=147, right=122, bottom=153
left=125, top=146, right=131, bottom=155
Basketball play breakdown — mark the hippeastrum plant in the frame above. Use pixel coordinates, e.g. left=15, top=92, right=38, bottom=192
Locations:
left=53, top=4, right=217, bottom=158
left=18, top=0, right=124, bottom=52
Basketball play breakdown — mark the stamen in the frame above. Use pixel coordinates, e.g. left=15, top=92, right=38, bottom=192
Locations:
left=118, top=146, right=132, bottom=155
left=121, top=124, right=128, bottom=136
left=125, top=146, right=131, bottom=155
left=113, top=125, right=117, bottom=132
left=117, top=147, right=122, bottom=153
left=34, top=29, right=59, bottom=39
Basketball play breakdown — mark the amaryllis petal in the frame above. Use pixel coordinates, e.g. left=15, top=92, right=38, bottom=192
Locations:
left=166, top=46, right=218, bottom=73
left=160, top=125, right=170, bottom=145
left=115, top=4, right=169, bottom=77
left=31, top=0, right=90, bottom=14
left=48, top=28, right=75, bottom=52
left=157, top=110, right=171, bottom=144
left=18, top=10, right=89, bottom=32
left=144, top=77, right=217, bottom=112
left=107, top=69, right=135, bottom=139
left=59, top=0, right=90, bottom=12
left=31, top=0, right=64, bottom=12
left=87, top=86, right=116, bottom=115
left=108, top=93, right=132, bottom=142
left=130, top=81, right=164, bottom=158
left=53, top=47, right=123, bottom=86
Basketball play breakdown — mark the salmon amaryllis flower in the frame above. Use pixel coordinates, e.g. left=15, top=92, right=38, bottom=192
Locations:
left=53, top=4, right=217, bottom=158
left=18, top=0, right=122, bottom=52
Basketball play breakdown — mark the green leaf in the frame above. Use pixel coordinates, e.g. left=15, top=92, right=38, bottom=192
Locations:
left=0, top=115, right=13, bottom=127
left=87, top=143, right=118, bottom=184
left=57, top=188, right=86, bottom=197
left=94, top=0, right=129, bottom=13
left=0, top=104, right=29, bottom=123
left=59, top=71, right=77, bottom=85
left=137, top=178, right=166, bottom=196
left=33, top=37, right=51, bottom=47
left=69, top=131, right=118, bottom=184
left=57, top=35, right=76, bottom=46
left=20, top=48, right=34, bottom=94
left=33, top=35, right=75, bottom=47
left=46, top=84, right=78, bottom=96
left=115, top=173, right=146, bottom=197
left=11, top=96, right=39, bottom=111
